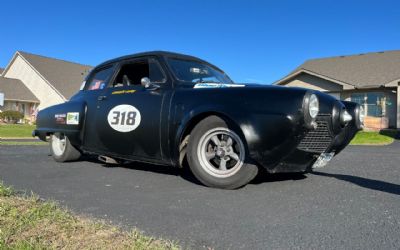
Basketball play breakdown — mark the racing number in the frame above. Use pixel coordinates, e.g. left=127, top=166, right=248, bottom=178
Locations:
left=107, top=105, right=141, bottom=132
left=110, top=111, right=136, bottom=125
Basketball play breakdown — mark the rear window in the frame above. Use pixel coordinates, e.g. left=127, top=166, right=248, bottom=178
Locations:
left=85, top=66, right=114, bottom=91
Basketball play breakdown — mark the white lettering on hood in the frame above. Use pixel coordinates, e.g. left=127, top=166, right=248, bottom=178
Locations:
left=194, top=83, right=246, bottom=89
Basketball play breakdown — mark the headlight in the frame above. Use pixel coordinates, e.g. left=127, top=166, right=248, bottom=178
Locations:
left=341, top=109, right=353, bottom=124
left=308, top=94, right=319, bottom=119
left=353, top=104, right=364, bottom=130
left=359, top=105, right=365, bottom=124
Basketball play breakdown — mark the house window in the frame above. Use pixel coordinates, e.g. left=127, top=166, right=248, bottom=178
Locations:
left=350, top=92, right=389, bottom=117
left=21, top=103, right=26, bottom=116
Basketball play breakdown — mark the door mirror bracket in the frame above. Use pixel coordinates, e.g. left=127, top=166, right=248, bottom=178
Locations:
left=141, top=77, right=160, bottom=90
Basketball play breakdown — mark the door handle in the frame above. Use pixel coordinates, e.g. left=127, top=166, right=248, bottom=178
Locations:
left=98, top=95, right=107, bottom=101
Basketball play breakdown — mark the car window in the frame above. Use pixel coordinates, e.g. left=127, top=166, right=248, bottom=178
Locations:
left=148, top=58, right=166, bottom=83
left=111, top=58, right=166, bottom=88
left=85, top=66, right=114, bottom=91
left=166, top=58, right=233, bottom=84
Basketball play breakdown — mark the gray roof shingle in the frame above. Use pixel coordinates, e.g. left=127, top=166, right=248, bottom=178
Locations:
left=0, top=67, right=4, bottom=75
left=18, top=51, right=93, bottom=99
left=0, top=76, right=39, bottom=102
left=281, top=50, right=400, bottom=88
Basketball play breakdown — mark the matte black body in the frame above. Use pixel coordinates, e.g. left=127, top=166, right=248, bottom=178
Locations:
left=34, top=51, right=361, bottom=173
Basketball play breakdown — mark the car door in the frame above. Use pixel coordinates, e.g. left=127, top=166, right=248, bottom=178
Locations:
left=92, top=57, right=170, bottom=162
left=81, top=64, right=117, bottom=151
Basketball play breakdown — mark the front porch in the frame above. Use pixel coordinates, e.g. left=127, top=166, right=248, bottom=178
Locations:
left=330, top=86, right=400, bottom=130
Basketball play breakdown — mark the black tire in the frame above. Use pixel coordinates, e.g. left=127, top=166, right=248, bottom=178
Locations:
left=187, top=116, right=259, bottom=189
left=50, top=133, right=81, bottom=162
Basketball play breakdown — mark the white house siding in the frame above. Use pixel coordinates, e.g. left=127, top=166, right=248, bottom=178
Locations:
left=283, top=74, right=344, bottom=92
left=3, top=55, right=65, bottom=109
left=2, top=101, right=14, bottom=111
left=397, top=86, right=400, bottom=128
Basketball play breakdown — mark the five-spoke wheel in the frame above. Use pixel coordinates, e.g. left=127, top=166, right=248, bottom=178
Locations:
left=187, top=116, right=258, bottom=189
left=198, top=128, right=245, bottom=178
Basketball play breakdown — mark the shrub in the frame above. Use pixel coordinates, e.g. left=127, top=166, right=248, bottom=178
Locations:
left=0, top=110, right=24, bottom=123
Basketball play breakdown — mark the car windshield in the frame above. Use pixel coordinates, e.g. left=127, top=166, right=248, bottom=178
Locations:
left=166, top=58, right=233, bottom=84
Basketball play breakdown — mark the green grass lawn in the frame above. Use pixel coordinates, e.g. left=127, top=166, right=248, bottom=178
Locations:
left=0, top=141, right=48, bottom=146
left=350, top=131, right=396, bottom=145
left=0, top=124, right=36, bottom=138
left=0, top=182, right=179, bottom=249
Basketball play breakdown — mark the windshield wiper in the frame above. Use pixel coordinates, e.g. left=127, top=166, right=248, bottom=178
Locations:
left=195, top=80, right=221, bottom=84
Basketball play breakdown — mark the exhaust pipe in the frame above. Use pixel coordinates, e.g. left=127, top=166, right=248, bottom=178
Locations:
left=98, top=155, right=119, bottom=164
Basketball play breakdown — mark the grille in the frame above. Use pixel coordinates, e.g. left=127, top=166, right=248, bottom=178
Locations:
left=297, top=115, right=333, bottom=153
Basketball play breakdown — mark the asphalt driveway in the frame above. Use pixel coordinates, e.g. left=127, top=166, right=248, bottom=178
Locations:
left=0, top=143, right=399, bottom=249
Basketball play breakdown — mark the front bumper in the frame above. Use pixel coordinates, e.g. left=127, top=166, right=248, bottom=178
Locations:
left=252, top=113, right=359, bottom=173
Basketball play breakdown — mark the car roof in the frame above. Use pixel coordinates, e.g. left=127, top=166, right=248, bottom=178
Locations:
left=95, top=51, right=224, bottom=72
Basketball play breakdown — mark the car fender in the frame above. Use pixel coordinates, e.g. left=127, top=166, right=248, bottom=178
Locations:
left=173, top=104, right=296, bottom=167
left=173, top=104, right=236, bottom=164
left=175, top=104, right=231, bottom=142
left=34, top=101, right=86, bottom=145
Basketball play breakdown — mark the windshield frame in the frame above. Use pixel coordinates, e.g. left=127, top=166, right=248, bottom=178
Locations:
left=164, top=56, right=234, bottom=85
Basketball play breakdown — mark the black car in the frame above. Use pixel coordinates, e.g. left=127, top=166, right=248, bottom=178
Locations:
left=33, top=51, right=363, bottom=189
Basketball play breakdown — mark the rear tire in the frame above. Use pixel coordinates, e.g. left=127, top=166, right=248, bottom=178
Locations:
left=50, top=132, right=81, bottom=162
left=187, top=116, right=258, bottom=189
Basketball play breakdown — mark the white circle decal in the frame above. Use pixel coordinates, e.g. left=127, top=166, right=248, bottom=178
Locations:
left=107, top=104, right=141, bottom=132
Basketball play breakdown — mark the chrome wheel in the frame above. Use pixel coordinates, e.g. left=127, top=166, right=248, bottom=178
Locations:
left=51, top=133, right=66, bottom=157
left=197, top=127, right=245, bottom=178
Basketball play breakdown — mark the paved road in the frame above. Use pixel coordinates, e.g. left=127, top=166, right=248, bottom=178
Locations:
left=1, top=143, right=399, bottom=249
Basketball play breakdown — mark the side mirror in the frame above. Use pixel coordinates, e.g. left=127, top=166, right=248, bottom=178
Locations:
left=141, top=77, right=160, bottom=90
left=141, top=77, right=151, bottom=88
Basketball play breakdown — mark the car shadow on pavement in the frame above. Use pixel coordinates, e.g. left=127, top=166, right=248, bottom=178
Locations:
left=94, top=159, right=204, bottom=186
left=118, top=161, right=311, bottom=187
left=250, top=171, right=307, bottom=184
left=312, top=171, right=400, bottom=196
left=379, top=129, right=400, bottom=139
left=89, top=157, right=309, bottom=187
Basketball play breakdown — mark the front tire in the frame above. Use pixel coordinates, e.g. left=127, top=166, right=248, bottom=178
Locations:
left=187, top=116, right=258, bottom=189
left=50, top=133, right=81, bottom=162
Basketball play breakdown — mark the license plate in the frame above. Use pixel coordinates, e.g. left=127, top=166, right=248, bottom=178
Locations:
left=312, top=152, right=335, bottom=169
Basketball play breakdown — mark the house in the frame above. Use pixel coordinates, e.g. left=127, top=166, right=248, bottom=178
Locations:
left=0, top=76, right=39, bottom=121
left=275, top=50, right=400, bottom=130
left=0, top=51, right=92, bottom=121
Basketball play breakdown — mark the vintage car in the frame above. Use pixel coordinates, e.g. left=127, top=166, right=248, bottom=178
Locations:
left=33, top=51, right=363, bottom=189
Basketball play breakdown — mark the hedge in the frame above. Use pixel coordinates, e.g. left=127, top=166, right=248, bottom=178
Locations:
left=0, top=110, right=24, bottom=123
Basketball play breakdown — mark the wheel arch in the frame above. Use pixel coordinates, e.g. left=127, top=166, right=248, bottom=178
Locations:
left=176, top=110, right=248, bottom=167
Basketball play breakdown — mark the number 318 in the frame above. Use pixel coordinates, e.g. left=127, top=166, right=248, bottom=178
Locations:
left=111, top=111, right=136, bottom=125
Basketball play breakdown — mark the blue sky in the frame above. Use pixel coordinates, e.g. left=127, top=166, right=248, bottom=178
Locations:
left=0, top=0, right=399, bottom=83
